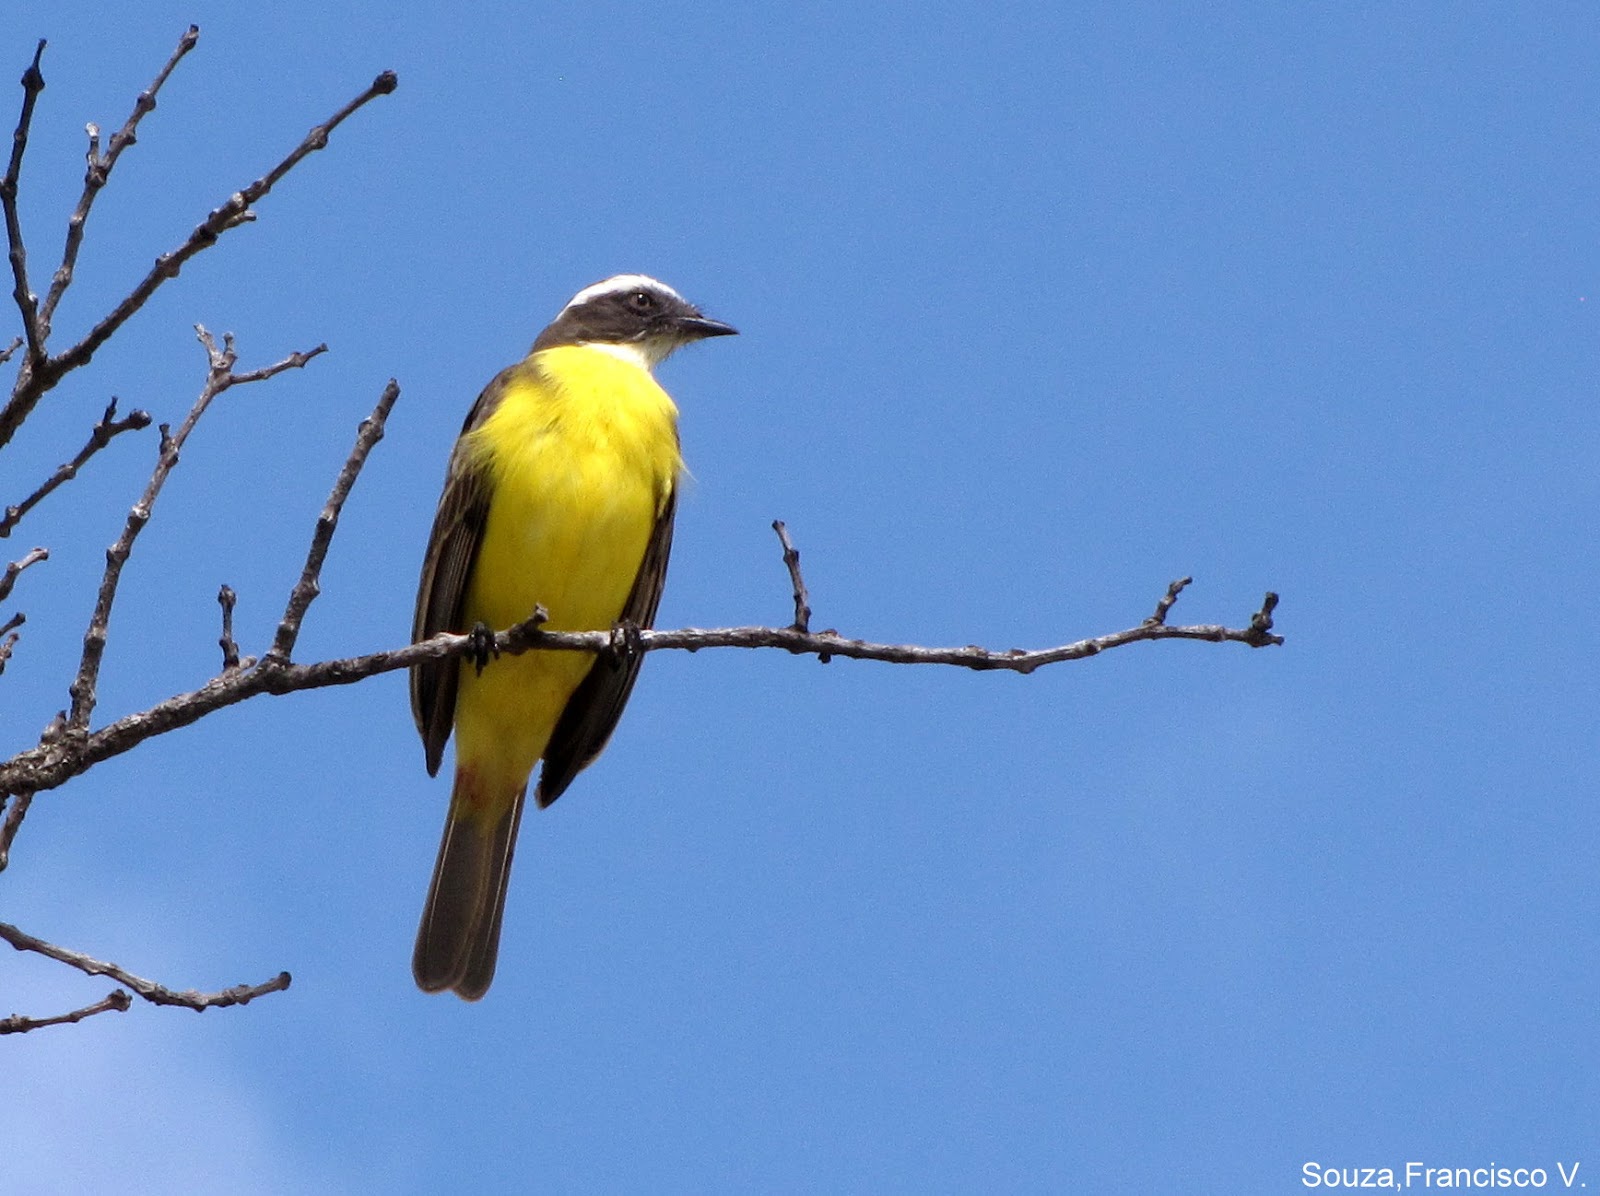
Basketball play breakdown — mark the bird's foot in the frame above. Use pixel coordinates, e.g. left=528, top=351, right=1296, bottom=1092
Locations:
left=467, top=621, right=499, bottom=674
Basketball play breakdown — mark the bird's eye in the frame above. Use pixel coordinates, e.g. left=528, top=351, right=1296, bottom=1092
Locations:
left=628, top=290, right=655, bottom=312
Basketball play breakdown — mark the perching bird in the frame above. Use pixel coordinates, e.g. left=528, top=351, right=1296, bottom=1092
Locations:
left=409, top=274, right=736, bottom=999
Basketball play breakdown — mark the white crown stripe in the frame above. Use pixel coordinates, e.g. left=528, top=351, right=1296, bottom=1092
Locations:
left=561, top=274, right=684, bottom=314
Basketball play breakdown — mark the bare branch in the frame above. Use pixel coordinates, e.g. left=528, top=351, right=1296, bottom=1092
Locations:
left=0, top=66, right=396, bottom=451
left=771, top=519, right=813, bottom=633
left=0, top=920, right=290, bottom=1013
left=0, top=577, right=1282, bottom=805
left=39, top=26, right=200, bottom=333
left=0, top=334, right=19, bottom=364
left=64, top=331, right=326, bottom=734
left=2, top=40, right=47, bottom=373
left=0, top=398, right=152, bottom=538
left=266, top=379, right=399, bottom=664
left=634, top=596, right=1284, bottom=672
left=217, top=585, right=241, bottom=671
left=0, top=987, right=132, bottom=1035
left=0, top=544, right=47, bottom=604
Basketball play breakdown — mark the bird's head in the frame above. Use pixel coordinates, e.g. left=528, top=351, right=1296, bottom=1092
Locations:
left=533, top=274, right=737, bottom=368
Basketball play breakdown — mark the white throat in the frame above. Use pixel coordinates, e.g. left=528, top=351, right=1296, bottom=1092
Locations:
left=583, top=339, right=668, bottom=371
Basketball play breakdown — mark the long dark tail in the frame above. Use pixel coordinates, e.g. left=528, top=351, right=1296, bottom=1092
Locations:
left=412, top=776, right=528, bottom=1001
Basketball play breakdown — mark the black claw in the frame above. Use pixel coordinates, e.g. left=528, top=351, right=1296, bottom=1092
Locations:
left=467, top=621, right=498, bottom=674
left=609, top=620, right=644, bottom=668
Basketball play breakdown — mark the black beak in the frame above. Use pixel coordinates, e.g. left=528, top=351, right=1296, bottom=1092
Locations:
left=674, top=314, right=738, bottom=340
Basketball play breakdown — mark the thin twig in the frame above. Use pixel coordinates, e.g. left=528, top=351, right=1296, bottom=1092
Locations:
left=0, top=544, right=46, bottom=603
left=0, top=66, right=396, bottom=451
left=0, top=398, right=152, bottom=538
left=0, top=987, right=132, bottom=1035
left=217, top=585, right=240, bottom=671
left=65, top=331, right=326, bottom=733
left=1145, top=576, right=1192, bottom=626
left=0, top=792, right=29, bottom=869
left=0, top=549, right=37, bottom=674
left=0, top=920, right=291, bottom=1012
left=0, top=610, right=22, bottom=676
left=1, top=41, right=47, bottom=374
left=39, top=26, right=200, bottom=333
left=0, top=335, right=19, bottom=365
left=0, top=579, right=1283, bottom=805
left=221, top=337, right=328, bottom=385
left=1251, top=592, right=1280, bottom=639
left=266, top=379, right=399, bottom=663
left=771, top=519, right=812, bottom=633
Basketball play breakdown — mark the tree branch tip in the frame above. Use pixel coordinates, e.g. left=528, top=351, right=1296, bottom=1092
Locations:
left=1145, top=575, right=1194, bottom=627
left=206, top=969, right=292, bottom=1008
left=1245, top=591, right=1282, bottom=646
left=23, top=40, right=46, bottom=86
left=0, top=987, right=134, bottom=1034
left=217, top=584, right=241, bottom=670
left=372, top=70, right=399, bottom=95
left=770, top=519, right=813, bottom=632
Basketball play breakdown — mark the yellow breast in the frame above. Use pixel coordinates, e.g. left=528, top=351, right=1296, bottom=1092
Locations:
left=452, top=343, right=681, bottom=786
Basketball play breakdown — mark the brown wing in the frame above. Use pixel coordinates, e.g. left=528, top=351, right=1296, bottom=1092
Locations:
left=409, top=374, right=511, bottom=776
left=534, top=486, right=677, bottom=808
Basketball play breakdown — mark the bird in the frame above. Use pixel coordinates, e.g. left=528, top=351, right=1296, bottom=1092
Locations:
left=409, top=274, right=736, bottom=1000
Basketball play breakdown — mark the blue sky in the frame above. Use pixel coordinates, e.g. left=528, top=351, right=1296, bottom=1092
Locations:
left=4, top=4, right=1597, bottom=1192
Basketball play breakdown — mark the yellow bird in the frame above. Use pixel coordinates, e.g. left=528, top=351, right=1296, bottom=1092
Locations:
left=409, top=274, right=736, bottom=1000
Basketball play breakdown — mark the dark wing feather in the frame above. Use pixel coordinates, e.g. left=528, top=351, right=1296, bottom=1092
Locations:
left=535, top=487, right=677, bottom=808
left=409, top=374, right=511, bottom=776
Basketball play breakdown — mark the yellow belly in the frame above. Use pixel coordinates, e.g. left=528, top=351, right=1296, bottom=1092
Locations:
left=451, top=345, right=680, bottom=796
